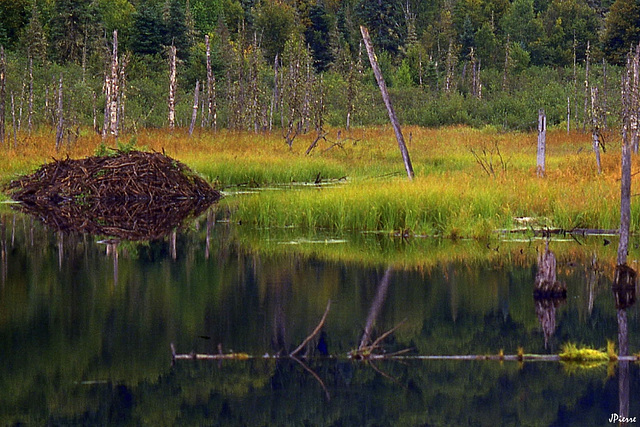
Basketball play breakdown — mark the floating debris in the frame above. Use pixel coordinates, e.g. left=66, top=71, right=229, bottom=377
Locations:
left=6, top=150, right=221, bottom=240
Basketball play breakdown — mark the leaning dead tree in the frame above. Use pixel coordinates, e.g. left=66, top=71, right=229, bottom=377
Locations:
left=360, top=25, right=414, bottom=180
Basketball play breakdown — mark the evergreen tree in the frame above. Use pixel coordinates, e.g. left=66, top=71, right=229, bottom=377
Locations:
left=164, top=0, right=191, bottom=59
left=0, top=0, right=29, bottom=48
left=602, top=0, right=640, bottom=65
left=356, top=0, right=405, bottom=58
left=48, top=0, right=100, bottom=63
left=23, top=2, right=47, bottom=63
left=305, top=3, right=335, bottom=72
left=130, top=4, right=165, bottom=56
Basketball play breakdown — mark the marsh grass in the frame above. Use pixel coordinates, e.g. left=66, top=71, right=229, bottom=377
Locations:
left=1, top=125, right=638, bottom=239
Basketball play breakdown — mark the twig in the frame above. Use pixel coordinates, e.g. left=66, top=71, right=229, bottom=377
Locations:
left=290, top=300, right=331, bottom=357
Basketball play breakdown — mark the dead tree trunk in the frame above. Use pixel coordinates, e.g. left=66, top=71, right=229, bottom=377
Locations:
left=205, top=35, right=217, bottom=131
left=590, top=87, right=602, bottom=174
left=360, top=26, right=414, bottom=180
left=28, top=57, right=33, bottom=133
left=189, top=80, right=199, bottom=137
left=583, top=41, right=590, bottom=132
left=0, top=46, right=5, bottom=145
left=537, top=109, right=546, bottom=177
left=10, top=92, right=17, bottom=147
left=55, top=74, right=63, bottom=151
left=168, top=45, right=177, bottom=130
left=109, top=30, right=119, bottom=138
left=618, top=47, right=639, bottom=266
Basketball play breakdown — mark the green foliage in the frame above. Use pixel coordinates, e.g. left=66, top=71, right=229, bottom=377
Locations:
left=129, top=3, right=165, bottom=56
left=254, top=1, right=296, bottom=62
left=602, top=0, right=640, bottom=65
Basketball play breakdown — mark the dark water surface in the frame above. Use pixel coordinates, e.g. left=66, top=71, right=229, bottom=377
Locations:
left=0, top=210, right=638, bottom=426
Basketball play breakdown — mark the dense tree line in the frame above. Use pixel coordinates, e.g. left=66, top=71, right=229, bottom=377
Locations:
left=0, top=0, right=638, bottom=133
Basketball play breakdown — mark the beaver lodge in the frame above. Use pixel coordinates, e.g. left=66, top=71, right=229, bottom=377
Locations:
left=6, top=151, right=221, bottom=240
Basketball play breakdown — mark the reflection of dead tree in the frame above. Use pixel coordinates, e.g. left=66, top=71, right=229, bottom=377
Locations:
left=534, top=297, right=565, bottom=349
left=349, top=267, right=411, bottom=361
left=359, top=267, right=393, bottom=350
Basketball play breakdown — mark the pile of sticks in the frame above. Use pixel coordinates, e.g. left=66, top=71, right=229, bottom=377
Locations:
left=7, top=150, right=221, bottom=240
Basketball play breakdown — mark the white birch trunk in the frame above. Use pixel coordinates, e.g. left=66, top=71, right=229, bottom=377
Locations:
left=168, top=45, right=177, bottom=130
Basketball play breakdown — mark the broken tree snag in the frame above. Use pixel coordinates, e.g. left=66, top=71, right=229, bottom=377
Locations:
left=590, top=86, right=602, bottom=174
left=360, top=26, right=414, bottom=180
left=533, top=244, right=566, bottom=299
left=168, top=45, right=177, bottom=130
left=55, top=74, right=63, bottom=151
left=618, top=46, right=639, bottom=265
left=536, top=109, right=546, bottom=177
left=189, top=80, right=199, bottom=137
left=109, top=30, right=119, bottom=137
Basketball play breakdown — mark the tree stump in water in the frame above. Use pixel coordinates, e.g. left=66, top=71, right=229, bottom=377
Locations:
left=533, top=246, right=567, bottom=299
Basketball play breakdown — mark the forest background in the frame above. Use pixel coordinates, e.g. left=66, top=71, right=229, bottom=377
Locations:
left=0, top=0, right=637, bottom=137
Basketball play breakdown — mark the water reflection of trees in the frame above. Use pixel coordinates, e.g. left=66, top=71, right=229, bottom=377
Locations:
left=1, top=212, right=639, bottom=424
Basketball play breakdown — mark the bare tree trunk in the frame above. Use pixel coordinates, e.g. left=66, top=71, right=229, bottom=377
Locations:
left=168, top=45, right=177, bottom=130
left=10, top=92, right=17, bottom=148
left=270, top=54, right=278, bottom=132
left=109, top=30, right=119, bottom=138
left=360, top=26, right=414, bottom=180
left=189, top=80, right=199, bottom=137
left=55, top=74, right=63, bottom=151
left=583, top=41, right=590, bottom=132
left=537, top=109, right=546, bottom=177
left=566, top=97, right=570, bottom=134
left=602, top=58, right=609, bottom=131
left=0, top=46, right=5, bottom=145
left=445, top=40, right=456, bottom=94
left=591, top=87, right=602, bottom=174
left=618, top=48, right=639, bottom=266
left=502, top=35, right=510, bottom=92
left=28, top=57, right=33, bottom=133
left=102, top=72, right=110, bottom=140
left=205, top=35, right=217, bottom=131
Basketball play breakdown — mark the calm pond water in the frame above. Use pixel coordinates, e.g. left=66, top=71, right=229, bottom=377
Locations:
left=0, top=207, right=639, bottom=426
